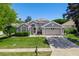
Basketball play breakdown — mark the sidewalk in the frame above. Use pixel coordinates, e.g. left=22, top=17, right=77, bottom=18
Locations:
left=0, top=48, right=51, bottom=52
left=51, top=48, right=79, bottom=56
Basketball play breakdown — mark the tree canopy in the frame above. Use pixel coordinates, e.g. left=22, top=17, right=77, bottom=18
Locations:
left=53, top=19, right=68, bottom=24
left=25, top=16, right=32, bottom=22
left=63, top=3, right=79, bottom=33
left=3, top=25, right=16, bottom=37
left=0, top=3, right=17, bottom=30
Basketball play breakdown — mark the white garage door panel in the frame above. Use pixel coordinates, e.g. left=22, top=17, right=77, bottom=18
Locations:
left=44, top=28, right=61, bottom=35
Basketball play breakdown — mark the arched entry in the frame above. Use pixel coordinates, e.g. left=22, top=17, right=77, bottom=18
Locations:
left=29, top=23, right=42, bottom=35
left=30, top=24, right=37, bottom=35
left=37, top=27, right=42, bottom=35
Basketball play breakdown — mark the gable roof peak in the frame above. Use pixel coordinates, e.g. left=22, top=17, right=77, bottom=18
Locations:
left=42, top=21, right=64, bottom=28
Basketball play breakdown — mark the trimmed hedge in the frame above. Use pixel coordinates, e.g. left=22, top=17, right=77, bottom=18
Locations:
left=15, top=32, right=30, bottom=36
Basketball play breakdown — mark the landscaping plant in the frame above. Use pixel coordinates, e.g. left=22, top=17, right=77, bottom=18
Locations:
left=3, top=25, right=16, bottom=37
left=15, top=32, right=30, bottom=36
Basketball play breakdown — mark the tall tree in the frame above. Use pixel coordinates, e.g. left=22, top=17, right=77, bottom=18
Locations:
left=25, top=16, right=32, bottom=22
left=0, top=3, right=17, bottom=30
left=63, top=3, right=79, bottom=34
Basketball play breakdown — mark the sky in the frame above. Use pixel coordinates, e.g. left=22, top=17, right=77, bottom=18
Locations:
left=12, top=3, right=67, bottom=21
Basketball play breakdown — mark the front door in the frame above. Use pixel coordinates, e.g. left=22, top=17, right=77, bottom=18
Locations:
left=37, top=27, right=42, bottom=35
left=30, top=24, right=37, bottom=35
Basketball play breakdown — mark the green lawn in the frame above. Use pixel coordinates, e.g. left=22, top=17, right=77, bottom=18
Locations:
left=65, top=34, right=79, bottom=40
left=65, top=34, right=79, bottom=45
left=0, top=52, right=51, bottom=56
left=0, top=37, right=49, bottom=48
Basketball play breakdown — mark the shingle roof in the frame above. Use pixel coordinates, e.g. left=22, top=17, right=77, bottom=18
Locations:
left=12, top=18, right=63, bottom=28
left=26, top=18, right=49, bottom=27
left=62, top=20, right=75, bottom=26
left=11, top=23, right=20, bottom=27
left=11, top=23, right=28, bottom=27
left=42, top=21, right=63, bottom=28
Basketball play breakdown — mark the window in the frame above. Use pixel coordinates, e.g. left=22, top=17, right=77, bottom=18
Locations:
left=31, top=24, right=35, bottom=27
left=51, top=28, right=54, bottom=30
left=17, top=29, right=20, bottom=32
left=22, top=26, right=27, bottom=32
left=51, top=28, right=52, bottom=30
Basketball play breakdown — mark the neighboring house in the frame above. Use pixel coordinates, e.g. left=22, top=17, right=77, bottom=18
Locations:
left=12, top=18, right=64, bottom=36
left=62, top=20, right=75, bottom=29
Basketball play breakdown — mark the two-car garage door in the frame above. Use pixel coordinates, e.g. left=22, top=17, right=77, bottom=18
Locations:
left=42, top=28, right=62, bottom=35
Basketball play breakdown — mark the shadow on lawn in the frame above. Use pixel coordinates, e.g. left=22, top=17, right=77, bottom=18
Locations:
left=67, top=38, right=79, bottom=43
left=0, top=36, right=10, bottom=42
left=74, top=34, right=79, bottom=38
left=43, top=38, right=49, bottom=45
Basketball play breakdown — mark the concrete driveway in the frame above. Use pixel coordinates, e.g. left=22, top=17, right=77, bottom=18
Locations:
left=47, top=37, right=78, bottom=48
left=46, top=37, right=79, bottom=56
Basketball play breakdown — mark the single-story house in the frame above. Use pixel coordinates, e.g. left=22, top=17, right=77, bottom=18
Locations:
left=62, top=20, right=75, bottom=29
left=12, top=18, right=64, bottom=36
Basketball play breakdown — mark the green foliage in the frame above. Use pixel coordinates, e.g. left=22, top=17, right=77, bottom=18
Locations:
left=25, top=16, right=32, bottom=22
left=3, top=25, right=16, bottom=37
left=64, top=3, right=79, bottom=33
left=64, top=28, right=76, bottom=34
left=65, top=34, right=79, bottom=45
left=53, top=19, right=68, bottom=24
left=0, top=4, right=17, bottom=30
left=15, top=32, right=30, bottom=36
left=65, top=34, right=79, bottom=40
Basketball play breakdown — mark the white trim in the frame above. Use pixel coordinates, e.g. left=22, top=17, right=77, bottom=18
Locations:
left=52, top=21, right=64, bottom=27
left=26, top=20, right=34, bottom=24
left=46, top=35, right=64, bottom=38
left=41, top=22, right=51, bottom=27
left=42, top=27, right=62, bottom=28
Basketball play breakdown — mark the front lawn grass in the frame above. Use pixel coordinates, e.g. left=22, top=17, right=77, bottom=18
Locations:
left=0, top=52, right=51, bottom=56
left=65, top=34, right=79, bottom=45
left=65, top=34, right=79, bottom=40
left=0, top=37, right=49, bottom=48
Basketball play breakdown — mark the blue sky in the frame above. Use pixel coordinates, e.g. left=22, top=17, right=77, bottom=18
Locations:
left=12, top=3, right=67, bottom=21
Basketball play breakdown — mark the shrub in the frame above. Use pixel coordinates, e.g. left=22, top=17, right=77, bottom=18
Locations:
left=64, top=28, right=76, bottom=34
left=3, top=25, right=16, bottom=37
left=15, top=32, right=30, bottom=36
